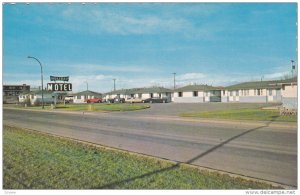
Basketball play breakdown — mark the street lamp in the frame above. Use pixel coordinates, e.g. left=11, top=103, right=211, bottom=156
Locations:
left=28, top=56, right=44, bottom=109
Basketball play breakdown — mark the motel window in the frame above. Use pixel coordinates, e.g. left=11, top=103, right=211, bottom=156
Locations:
left=138, top=93, right=142, bottom=98
left=193, top=91, right=198, bottom=97
left=257, top=89, right=261, bottom=96
left=159, top=93, right=162, bottom=98
left=223, top=90, right=225, bottom=95
left=178, top=92, right=183, bottom=97
left=236, top=90, right=239, bottom=96
left=150, top=93, right=153, bottom=98
left=131, top=94, right=134, bottom=98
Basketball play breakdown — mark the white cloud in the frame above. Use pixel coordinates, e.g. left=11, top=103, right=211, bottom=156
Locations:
left=177, top=73, right=206, bottom=81
left=60, top=6, right=192, bottom=35
left=70, top=64, right=161, bottom=73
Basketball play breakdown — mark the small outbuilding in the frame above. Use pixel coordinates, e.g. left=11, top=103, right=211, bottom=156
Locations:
left=73, top=90, right=102, bottom=103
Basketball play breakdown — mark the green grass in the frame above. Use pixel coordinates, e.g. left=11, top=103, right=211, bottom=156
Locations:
left=4, top=103, right=150, bottom=112
left=179, top=108, right=297, bottom=122
left=3, top=125, right=278, bottom=189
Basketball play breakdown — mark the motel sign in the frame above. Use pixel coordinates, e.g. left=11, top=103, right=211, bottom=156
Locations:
left=47, top=76, right=72, bottom=91
left=47, top=83, right=72, bottom=91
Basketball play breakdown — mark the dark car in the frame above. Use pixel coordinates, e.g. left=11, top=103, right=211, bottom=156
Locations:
left=142, top=97, right=169, bottom=103
left=107, top=97, right=125, bottom=103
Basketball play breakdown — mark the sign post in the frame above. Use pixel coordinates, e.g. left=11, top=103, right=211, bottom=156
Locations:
left=47, top=76, right=72, bottom=107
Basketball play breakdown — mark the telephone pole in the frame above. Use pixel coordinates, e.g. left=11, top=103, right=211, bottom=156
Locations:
left=172, top=73, right=176, bottom=90
left=113, top=79, right=116, bottom=91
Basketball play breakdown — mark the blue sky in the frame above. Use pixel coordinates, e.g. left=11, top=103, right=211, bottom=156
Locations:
left=3, top=3, right=297, bottom=92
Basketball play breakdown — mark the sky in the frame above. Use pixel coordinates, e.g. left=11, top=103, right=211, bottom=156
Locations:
left=3, top=3, right=297, bottom=93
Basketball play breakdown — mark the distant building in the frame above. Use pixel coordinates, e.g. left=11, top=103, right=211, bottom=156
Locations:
left=3, top=84, right=30, bottom=104
left=73, top=90, right=102, bottom=103
left=173, top=84, right=223, bottom=103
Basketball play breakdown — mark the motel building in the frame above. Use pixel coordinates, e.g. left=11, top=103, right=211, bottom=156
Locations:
left=221, top=77, right=297, bottom=106
left=19, top=90, right=67, bottom=106
left=173, top=84, right=223, bottom=103
left=73, top=90, right=102, bottom=103
left=278, top=79, right=298, bottom=109
left=105, top=87, right=173, bottom=102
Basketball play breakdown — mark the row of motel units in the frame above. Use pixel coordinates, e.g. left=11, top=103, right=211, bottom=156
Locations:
left=222, top=77, right=297, bottom=107
left=16, top=77, right=297, bottom=108
left=172, top=77, right=297, bottom=108
left=104, top=87, right=173, bottom=101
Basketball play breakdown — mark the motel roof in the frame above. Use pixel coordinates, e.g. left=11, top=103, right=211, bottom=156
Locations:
left=174, top=84, right=221, bottom=92
left=73, top=90, right=102, bottom=97
left=137, top=87, right=173, bottom=93
left=225, top=77, right=297, bottom=90
left=106, top=87, right=172, bottom=95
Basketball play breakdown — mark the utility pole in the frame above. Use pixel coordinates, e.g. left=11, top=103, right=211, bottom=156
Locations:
left=172, top=73, right=176, bottom=90
left=28, top=56, right=44, bottom=109
left=113, top=79, right=116, bottom=91
left=84, top=81, right=88, bottom=91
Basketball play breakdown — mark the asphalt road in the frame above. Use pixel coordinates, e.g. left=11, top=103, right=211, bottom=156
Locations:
left=3, top=106, right=297, bottom=187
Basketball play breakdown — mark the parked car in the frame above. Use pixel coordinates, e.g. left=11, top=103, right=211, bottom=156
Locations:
left=107, top=97, right=125, bottom=103
left=125, top=98, right=144, bottom=103
left=142, top=97, right=169, bottom=103
left=64, top=96, right=74, bottom=104
left=86, top=98, right=102, bottom=103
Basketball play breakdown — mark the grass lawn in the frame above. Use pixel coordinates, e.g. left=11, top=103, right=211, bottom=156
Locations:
left=179, top=108, right=297, bottom=122
left=4, top=103, right=150, bottom=112
left=3, top=125, right=278, bottom=189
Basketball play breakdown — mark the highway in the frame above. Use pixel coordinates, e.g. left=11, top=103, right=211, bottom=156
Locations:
left=3, top=108, right=297, bottom=187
